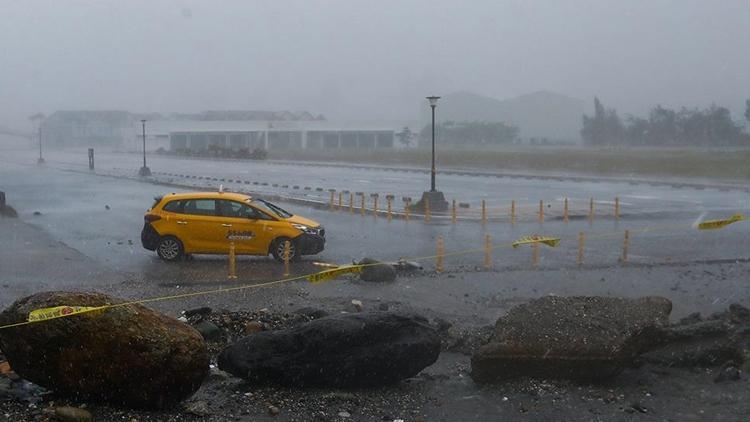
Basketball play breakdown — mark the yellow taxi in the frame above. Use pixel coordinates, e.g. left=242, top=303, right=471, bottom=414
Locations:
left=141, top=191, right=325, bottom=262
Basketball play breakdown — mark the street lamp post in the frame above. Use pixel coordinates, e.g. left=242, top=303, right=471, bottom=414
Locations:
left=37, top=125, right=44, bottom=165
left=427, top=96, right=440, bottom=191
left=417, top=96, right=448, bottom=212
left=138, top=119, right=151, bottom=176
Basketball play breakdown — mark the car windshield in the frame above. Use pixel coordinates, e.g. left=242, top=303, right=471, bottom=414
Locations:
left=250, top=198, right=293, bottom=219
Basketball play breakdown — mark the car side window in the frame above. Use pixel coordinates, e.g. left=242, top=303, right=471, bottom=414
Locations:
left=182, top=199, right=217, bottom=216
left=162, top=200, right=184, bottom=213
left=219, top=200, right=275, bottom=220
left=248, top=205, right=276, bottom=221
left=218, top=200, right=251, bottom=218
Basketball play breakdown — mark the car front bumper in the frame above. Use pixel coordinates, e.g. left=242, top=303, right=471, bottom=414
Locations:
left=296, top=233, right=326, bottom=255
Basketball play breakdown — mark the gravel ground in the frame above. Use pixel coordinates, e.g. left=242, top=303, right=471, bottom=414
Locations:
left=2, top=214, right=750, bottom=421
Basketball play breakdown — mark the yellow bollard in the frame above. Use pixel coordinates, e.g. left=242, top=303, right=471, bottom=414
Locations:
left=360, top=194, right=365, bottom=216
left=338, top=191, right=343, bottom=210
left=451, top=199, right=457, bottom=224
left=538, top=200, right=544, bottom=224
left=616, top=196, right=621, bottom=218
left=577, top=231, right=585, bottom=266
left=563, top=197, right=569, bottom=223
left=372, top=194, right=379, bottom=217
left=589, top=197, right=595, bottom=223
left=228, top=241, right=238, bottom=279
left=481, top=200, right=487, bottom=225
left=283, top=240, right=291, bottom=276
left=510, top=200, right=516, bottom=225
left=387, top=196, right=393, bottom=221
left=424, top=197, right=431, bottom=223
left=621, top=229, right=630, bottom=263
left=436, top=235, right=444, bottom=273
left=349, top=192, right=354, bottom=214
left=405, top=198, right=411, bottom=222
left=532, top=241, right=540, bottom=268
left=484, top=234, right=492, bottom=269
left=329, top=190, right=335, bottom=210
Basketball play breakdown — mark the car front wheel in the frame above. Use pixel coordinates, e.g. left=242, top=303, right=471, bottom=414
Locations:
left=157, top=236, right=184, bottom=261
left=271, top=237, right=298, bottom=262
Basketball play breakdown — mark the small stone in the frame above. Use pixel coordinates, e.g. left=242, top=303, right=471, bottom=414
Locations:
left=193, top=321, right=223, bottom=342
left=338, top=411, right=351, bottom=418
left=244, top=321, right=264, bottom=334
left=54, top=406, right=93, bottom=422
left=33, top=211, right=42, bottom=216
left=185, top=400, right=210, bottom=416
left=104, top=205, right=110, bottom=210
left=378, top=303, right=389, bottom=311
left=351, top=300, right=363, bottom=312
left=268, top=405, right=280, bottom=416
left=714, top=365, right=741, bottom=383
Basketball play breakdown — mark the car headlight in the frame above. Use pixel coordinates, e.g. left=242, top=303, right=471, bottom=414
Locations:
left=293, top=224, right=324, bottom=236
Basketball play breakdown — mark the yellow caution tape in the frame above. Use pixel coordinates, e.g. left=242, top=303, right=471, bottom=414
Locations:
left=307, top=264, right=363, bottom=283
left=697, top=213, right=746, bottom=230
left=512, top=235, right=561, bottom=248
left=27, top=306, right=104, bottom=322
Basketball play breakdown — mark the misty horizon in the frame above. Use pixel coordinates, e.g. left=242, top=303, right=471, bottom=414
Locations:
left=2, top=0, right=749, bottom=128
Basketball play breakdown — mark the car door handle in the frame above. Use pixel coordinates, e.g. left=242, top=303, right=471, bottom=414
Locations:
left=221, top=223, right=232, bottom=227
left=176, top=221, right=188, bottom=225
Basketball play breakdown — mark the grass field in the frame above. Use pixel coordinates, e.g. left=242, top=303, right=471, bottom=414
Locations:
left=269, top=147, right=750, bottom=182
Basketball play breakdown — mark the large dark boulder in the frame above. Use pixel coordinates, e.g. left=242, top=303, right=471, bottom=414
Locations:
left=0, top=291, right=209, bottom=408
left=471, top=296, right=672, bottom=383
left=218, top=312, right=440, bottom=387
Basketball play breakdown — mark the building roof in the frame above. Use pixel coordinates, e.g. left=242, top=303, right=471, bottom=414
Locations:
left=167, top=120, right=398, bottom=133
left=45, top=110, right=132, bottom=125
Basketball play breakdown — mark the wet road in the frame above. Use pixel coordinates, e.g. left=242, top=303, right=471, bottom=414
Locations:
left=2, top=151, right=749, bottom=288
left=6, top=149, right=750, bottom=221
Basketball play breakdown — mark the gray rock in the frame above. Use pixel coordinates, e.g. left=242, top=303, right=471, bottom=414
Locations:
left=642, top=314, right=745, bottom=367
left=218, top=312, right=440, bottom=387
left=729, top=303, right=750, bottom=324
left=358, top=258, right=397, bottom=282
left=471, top=296, right=672, bottom=382
left=0, top=205, right=18, bottom=218
left=0, top=291, right=209, bottom=408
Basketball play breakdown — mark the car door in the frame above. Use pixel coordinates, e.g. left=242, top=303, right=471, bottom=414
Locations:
left=217, top=200, right=279, bottom=255
left=179, top=198, right=226, bottom=253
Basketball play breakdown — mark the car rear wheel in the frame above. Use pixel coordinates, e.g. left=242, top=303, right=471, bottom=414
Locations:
left=157, top=236, right=184, bottom=261
left=271, top=237, right=298, bottom=262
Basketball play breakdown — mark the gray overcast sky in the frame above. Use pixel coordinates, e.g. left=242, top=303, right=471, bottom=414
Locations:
left=1, top=0, right=749, bottom=127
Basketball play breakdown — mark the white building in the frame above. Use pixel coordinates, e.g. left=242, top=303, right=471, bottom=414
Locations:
left=167, top=121, right=398, bottom=151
